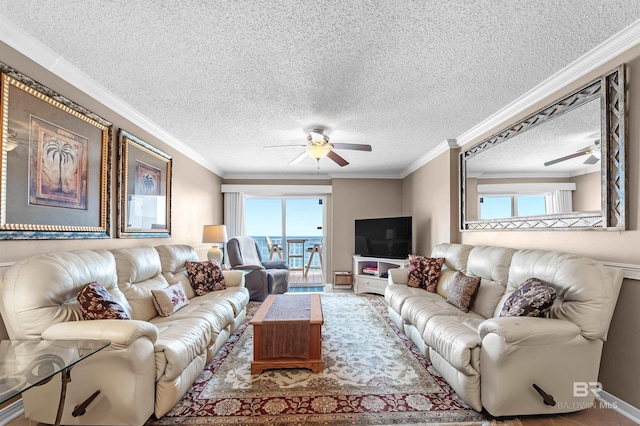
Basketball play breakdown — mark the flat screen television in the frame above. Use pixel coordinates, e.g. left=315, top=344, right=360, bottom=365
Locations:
left=354, top=216, right=412, bottom=259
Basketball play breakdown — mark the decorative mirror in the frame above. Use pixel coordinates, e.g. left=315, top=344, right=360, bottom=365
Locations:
left=460, top=65, right=625, bottom=231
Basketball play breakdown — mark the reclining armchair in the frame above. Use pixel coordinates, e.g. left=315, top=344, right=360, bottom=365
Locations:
left=227, top=236, right=289, bottom=301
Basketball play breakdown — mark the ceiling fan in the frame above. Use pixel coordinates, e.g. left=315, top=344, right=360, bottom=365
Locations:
left=543, top=140, right=600, bottom=167
left=264, top=128, right=372, bottom=167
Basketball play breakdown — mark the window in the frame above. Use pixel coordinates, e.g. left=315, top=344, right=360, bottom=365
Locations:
left=480, top=195, right=547, bottom=219
left=244, top=197, right=325, bottom=269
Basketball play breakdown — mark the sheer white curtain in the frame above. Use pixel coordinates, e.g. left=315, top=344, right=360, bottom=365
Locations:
left=224, top=192, right=245, bottom=238
left=545, top=190, right=573, bottom=214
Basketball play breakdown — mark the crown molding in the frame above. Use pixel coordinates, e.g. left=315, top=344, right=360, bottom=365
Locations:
left=0, top=15, right=224, bottom=177
left=400, top=139, right=453, bottom=178
left=222, top=171, right=404, bottom=180
left=455, top=19, right=640, bottom=150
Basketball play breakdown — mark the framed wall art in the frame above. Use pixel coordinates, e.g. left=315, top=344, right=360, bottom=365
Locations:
left=117, top=130, right=172, bottom=238
left=0, top=62, right=111, bottom=239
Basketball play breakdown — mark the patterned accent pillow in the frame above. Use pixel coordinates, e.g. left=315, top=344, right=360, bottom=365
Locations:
left=446, top=272, right=481, bottom=312
left=151, top=283, right=189, bottom=317
left=407, top=255, right=445, bottom=292
left=77, top=282, right=130, bottom=320
left=500, top=278, right=557, bottom=318
left=185, top=260, right=227, bottom=296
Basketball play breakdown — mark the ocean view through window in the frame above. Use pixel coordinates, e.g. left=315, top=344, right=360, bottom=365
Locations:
left=245, top=197, right=324, bottom=270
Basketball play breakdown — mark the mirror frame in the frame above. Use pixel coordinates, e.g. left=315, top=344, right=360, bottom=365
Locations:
left=460, top=65, right=626, bottom=231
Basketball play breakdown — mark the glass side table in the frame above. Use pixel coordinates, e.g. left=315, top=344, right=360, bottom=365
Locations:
left=0, top=339, right=110, bottom=426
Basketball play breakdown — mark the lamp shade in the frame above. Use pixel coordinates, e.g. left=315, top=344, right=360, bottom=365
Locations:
left=202, top=225, right=228, bottom=243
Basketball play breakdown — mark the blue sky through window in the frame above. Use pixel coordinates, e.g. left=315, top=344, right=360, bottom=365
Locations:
left=480, top=195, right=546, bottom=219
left=245, top=198, right=323, bottom=237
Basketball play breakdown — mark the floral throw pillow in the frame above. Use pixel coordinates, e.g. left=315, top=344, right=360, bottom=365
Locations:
left=77, top=282, right=130, bottom=320
left=185, top=260, right=227, bottom=296
left=446, top=272, right=481, bottom=312
left=151, top=283, right=189, bottom=317
left=500, top=278, right=557, bottom=318
left=407, top=255, right=445, bottom=292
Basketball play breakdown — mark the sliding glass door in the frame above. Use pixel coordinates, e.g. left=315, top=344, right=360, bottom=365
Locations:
left=245, top=197, right=325, bottom=274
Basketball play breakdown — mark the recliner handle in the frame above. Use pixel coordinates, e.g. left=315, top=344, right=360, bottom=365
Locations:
left=532, top=383, right=556, bottom=406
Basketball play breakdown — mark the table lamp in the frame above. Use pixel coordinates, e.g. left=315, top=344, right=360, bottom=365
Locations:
left=202, top=225, right=228, bottom=263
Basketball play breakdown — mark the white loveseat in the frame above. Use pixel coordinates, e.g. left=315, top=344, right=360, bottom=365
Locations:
left=0, top=244, right=249, bottom=425
left=385, top=243, right=622, bottom=417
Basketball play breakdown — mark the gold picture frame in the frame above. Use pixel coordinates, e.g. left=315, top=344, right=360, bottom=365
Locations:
left=0, top=62, right=111, bottom=239
left=117, top=130, right=172, bottom=238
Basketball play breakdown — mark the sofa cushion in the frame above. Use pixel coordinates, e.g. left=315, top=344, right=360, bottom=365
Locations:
left=422, top=315, right=484, bottom=374
left=505, top=250, right=622, bottom=340
left=197, top=287, right=250, bottom=317
left=155, top=244, right=200, bottom=299
left=500, top=278, right=557, bottom=318
left=150, top=316, right=212, bottom=381
left=185, top=260, right=227, bottom=296
left=471, top=278, right=507, bottom=319
left=152, top=283, right=189, bottom=317
left=77, top=282, right=130, bottom=320
left=112, top=246, right=169, bottom=321
left=385, top=284, right=431, bottom=315
left=400, top=294, right=466, bottom=337
left=446, top=272, right=481, bottom=313
left=430, top=243, right=474, bottom=275
left=408, top=255, right=445, bottom=291
left=152, top=295, right=234, bottom=338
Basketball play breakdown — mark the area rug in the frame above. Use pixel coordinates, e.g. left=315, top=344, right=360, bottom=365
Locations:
left=146, top=293, right=487, bottom=425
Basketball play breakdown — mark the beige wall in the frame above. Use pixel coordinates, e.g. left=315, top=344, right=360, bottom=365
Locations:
left=402, top=150, right=460, bottom=254
left=0, top=43, right=223, bottom=263
left=331, top=179, right=403, bottom=274
left=403, top=46, right=640, bottom=408
left=571, top=171, right=601, bottom=212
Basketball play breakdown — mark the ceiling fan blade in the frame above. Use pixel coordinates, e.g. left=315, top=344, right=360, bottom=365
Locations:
left=327, top=150, right=349, bottom=167
left=263, top=144, right=307, bottom=148
left=330, top=143, right=372, bottom=152
left=544, top=150, right=590, bottom=167
left=583, top=154, right=600, bottom=165
left=289, top=151, right=308, bottom=165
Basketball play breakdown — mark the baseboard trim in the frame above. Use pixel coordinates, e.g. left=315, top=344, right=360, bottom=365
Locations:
left=598, top=390, right=640, bottom=424
left=0, top=399, right=24, bottom=425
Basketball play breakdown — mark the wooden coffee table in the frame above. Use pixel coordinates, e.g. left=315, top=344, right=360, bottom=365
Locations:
left=249, top=294, right=323, bottom=374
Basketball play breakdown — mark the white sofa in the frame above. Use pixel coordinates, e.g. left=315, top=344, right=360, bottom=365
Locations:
left=0, top=244, right=249, bottom=425
left=385, top=243, right=623, bottom=417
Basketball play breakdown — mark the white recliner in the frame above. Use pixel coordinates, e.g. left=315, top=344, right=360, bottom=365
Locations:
left=0, top=244, right=248, bottom=425
left=385, top=243, right=623, bottom=416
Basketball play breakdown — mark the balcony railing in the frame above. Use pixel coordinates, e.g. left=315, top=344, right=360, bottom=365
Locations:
left=251, top=236, right=323, bottom=270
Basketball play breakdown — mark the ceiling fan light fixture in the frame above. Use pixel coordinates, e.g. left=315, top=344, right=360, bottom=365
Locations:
left=306, top=144, right=330, bottom=160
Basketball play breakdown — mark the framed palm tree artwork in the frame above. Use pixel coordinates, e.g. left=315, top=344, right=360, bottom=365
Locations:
left=117, top=129, right=172, bottom=238
left=0, top=62, right=111, bottom=240
left=29, top=116, right=88, bottom=210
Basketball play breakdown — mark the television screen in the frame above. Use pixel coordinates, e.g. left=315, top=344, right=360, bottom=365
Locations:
left=354, top=216, right=412, bottom=259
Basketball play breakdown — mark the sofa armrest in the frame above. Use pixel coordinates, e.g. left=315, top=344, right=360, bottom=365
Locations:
left=222, top=270, right=245, bottom=287
left=479, top=317, right=581, bottom=345
left=388, top=268, right=408, bottom=285
left=41, top=319, right=158, bottom=346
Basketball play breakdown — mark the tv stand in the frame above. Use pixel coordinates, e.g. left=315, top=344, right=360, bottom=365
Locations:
left=353, top=256, right=409, bottom=295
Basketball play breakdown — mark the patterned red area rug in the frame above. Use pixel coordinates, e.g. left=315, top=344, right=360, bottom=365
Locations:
left=146, top=293, right=487, bottom=425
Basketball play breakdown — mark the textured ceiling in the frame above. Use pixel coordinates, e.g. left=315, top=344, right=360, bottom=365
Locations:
left=2, top=1, right=640, bottom=178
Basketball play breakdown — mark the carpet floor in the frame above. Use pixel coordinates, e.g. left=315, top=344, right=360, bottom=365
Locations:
left=146, top=293, right=487, bottom=425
